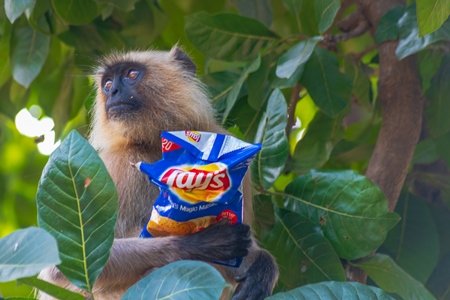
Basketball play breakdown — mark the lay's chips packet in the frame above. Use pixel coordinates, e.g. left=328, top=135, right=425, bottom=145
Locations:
left=135, top=130, right=261, bottom=268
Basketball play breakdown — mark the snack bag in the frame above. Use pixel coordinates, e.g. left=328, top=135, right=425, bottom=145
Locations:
left=135, top=130, right=261, bottom=267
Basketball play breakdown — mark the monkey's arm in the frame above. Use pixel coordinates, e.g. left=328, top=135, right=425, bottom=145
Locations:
left=40, top=221, right=251, bottom=292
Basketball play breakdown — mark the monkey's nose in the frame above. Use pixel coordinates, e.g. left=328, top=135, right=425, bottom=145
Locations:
left=111, top=88, right=119, bottom=96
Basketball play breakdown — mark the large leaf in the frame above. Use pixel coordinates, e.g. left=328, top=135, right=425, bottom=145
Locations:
left=247, top=54, right=271, bottom=110
left=267, top=281, right=394, bottom=300
left=93, top=0, right=140, bottom=12
left=222, top=55, right=261, bottom=123
left=185, top=12, right=278, bottom=62
left=0, top=20, right=12, bottom=89
left=10, top=25, right=50, bottom=88
left=300, top=48, right=352, bottom=117
left=202, top=70, right=243, bottom=112
left=18, top=276, right=84, bottom=300
left=263, top=209, right=345, bottom=291
left=4, top=0, right=35, bottom=23
left=230, top=0, right=272, bottom=27
left=418, top=49, right=443, bottom=91
left=282, top=0, right=303, bottom=31
left=412, top=139, right=438, bottom=164
left=343, top=58, right=372, bottom=110
left=276, top=37, right=322, bottom=79
left=0, top=227, right=60, bottom=282
left=425, top=53, right=450, bottom=138
left=416, top=0, right=450, bottom=36
left=283, top=170, right=400, bottom=260
left=252, top=89, right=289, bottom=191
left=37, top=130, right=118, bottom=293
left=374, top=6, right=405, bottom=44
left=396, top=4, right=450, bottom=60
left=380, top=193, right=439, bottom=284
left=121, top=260, right=226, bottom=299
left=352, top=254, right=436, bottom=300
left=291, top=112, right=344, bottom=172
left=52, top=0, right=100, bottom=25
left=314, top=0, right=340, bottom=33
left=426, top=252, right=450, bottom=299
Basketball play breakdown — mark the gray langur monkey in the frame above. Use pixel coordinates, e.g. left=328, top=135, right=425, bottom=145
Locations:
left=39, top=46, right=278, bottom=300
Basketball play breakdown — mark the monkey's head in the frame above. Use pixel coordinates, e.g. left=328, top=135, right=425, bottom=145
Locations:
left=89, top=46, right=216, bottom=151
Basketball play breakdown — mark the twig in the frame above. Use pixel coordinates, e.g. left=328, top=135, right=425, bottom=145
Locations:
left=286, top=84, right=301, bottom=136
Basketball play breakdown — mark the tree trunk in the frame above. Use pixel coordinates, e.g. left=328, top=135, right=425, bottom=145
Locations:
left=348, top=0, right=424, bottom=283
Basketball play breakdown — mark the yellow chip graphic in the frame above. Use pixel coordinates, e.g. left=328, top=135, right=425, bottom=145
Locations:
left=147, top=209, right=217, bottom=237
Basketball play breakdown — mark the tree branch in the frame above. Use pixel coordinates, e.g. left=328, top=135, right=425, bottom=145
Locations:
left=345, top=0, right=424, bottom=284
left=286, top=84, right=301, bottom=136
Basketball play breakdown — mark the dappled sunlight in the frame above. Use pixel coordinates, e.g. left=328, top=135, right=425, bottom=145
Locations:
left=14, top=106, right=61, bottom=155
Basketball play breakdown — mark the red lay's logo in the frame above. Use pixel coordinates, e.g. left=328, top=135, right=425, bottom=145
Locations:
left=185, top=130, right=201, bottom=143
left=160, top=163, right=231, bottom=203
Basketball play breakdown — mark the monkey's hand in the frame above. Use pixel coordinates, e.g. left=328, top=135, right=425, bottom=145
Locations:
left=179, top=219, right=252, bottom=262
left=232, top=249, right=279, bottom=300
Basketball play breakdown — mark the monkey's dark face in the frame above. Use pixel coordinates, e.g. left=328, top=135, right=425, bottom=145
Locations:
left=101, top=62, right=146, bottom=119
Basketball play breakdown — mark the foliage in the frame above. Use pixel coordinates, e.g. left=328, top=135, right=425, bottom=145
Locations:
left=0, top=0, right=450, bottom=299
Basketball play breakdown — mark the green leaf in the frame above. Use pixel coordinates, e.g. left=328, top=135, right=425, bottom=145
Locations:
left=252, top=89, right=289, bottom=191
left=185, top=12, right=278, bottom=62
left=230, top=0, right=272, bottom=27
left=48, top=57, right=74, bottom=138
left=253, top=194, right=275, bottom=235
left=222, top=55, right=261, bottom=124
left=225, top=97, right=264, bottom=141
left=426, top=252, right=450, bottom=299
left=10, top=25, right=50, bottom=88
left=352, top=254, right=436, bottom=300
left=4, top=0, right=35, bottom=23
left=425, top=53, right=450, bottom=138
left=270, top=63, right=304, bottom=89
left=0, top=20, right=12, bottom=89
left=247, top=54, right=271, bottom=110
left=314, top=0, right=340, bottom=33
left=121, top=260, right=226, bottom=299
left=93, top=0, right=139, bottom=12
left=37, top=130, right=118, bottom=293
left=412, top=139, right=438, bottom=164
left=291, top=112, right=344, bottom=172
left=69, top=73, right=91, bottom=120
left=202, top=70, right=242, bottom=112
left=300, top=48, right=352, bottom=117
left=282, top=0, right=303, bottom=25
left=276, top=36, right=322, bottom=79
left=417, top=0, right=450, bottom=36
left=0, top=227, right=60, bottom=282
left=267, top=281, right=395, bottom=299
left=344, top=58, right=372, bottom=110
left=396, top=4, right=450, bottom=60
left=283, top=170, right=400, bottom=260
left=18, top=276, right=84, bottom=300
left=374, top=6, right=404, bottom=44
left=418, top=48, right=443, bottom=91
left=52, top=0, right=99, bottom=25
left=263, top=209, right=345, bottom=291
left=380, top=193, right=439, bottom=284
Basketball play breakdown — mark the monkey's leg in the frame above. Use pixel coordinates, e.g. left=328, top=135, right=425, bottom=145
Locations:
left=225, top=240, right=279, bottom=300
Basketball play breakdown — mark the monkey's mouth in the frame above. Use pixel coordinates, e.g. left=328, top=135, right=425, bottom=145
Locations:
left=106, top=100, right=141, bottom=117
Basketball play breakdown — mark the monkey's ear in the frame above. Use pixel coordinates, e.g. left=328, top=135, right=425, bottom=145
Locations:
left=170, top=47, right=196, bottom=76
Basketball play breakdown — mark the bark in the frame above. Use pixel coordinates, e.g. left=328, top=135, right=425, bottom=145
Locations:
left=347, top=0, right=424, bottom=283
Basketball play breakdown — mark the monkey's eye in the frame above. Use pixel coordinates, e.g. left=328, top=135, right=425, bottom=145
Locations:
left=104, top=79, right=113, bottom=91
left=127, top=69, right=139, bottom=80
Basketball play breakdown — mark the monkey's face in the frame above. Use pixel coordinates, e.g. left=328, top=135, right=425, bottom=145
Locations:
left=101, top=62, right=146, bottom=120
left=91, top=48, right=215, bottom=149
